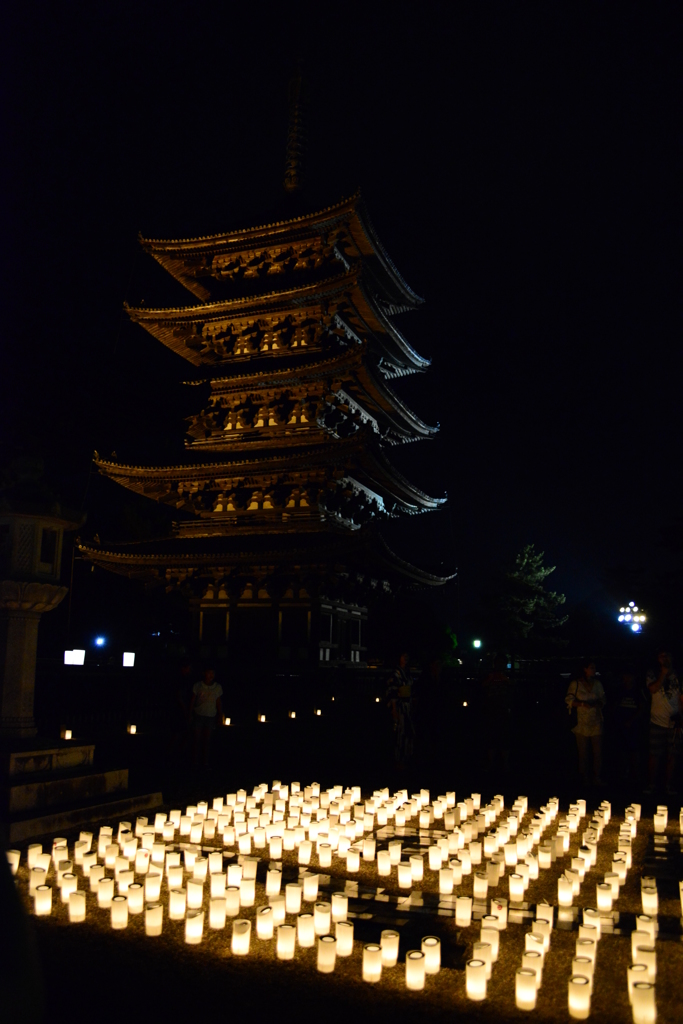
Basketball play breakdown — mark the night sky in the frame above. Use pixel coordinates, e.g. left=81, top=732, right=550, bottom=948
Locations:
left=3, top=5, right=681, bottom=646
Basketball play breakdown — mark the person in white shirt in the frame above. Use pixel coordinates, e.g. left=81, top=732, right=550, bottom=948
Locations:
left=189, top=667, right=224, bottom=768
left=645, top=650, right=682, bottom=795
left=565, top=660, right=606, bottom=786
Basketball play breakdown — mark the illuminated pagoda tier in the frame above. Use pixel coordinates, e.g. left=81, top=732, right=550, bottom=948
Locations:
left=79, top=191, right=453, bottom=667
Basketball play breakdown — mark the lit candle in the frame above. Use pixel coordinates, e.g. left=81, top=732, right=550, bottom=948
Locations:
left=346, top=849, right=360, bottom=872
left=277, top=924, right=296, bottom=960
left=362, top=943, right=382, bottom=983
left=634, top=945, right=656, bottom=982
left=57, top=860, right=73, bottom=885
left=117, top=870, right=135, bottom=894
left=652, top=811, right=666, bottom=834
left=522, top=949, right=543, bottom=988
left=403, top=949, right=425, bottom=991
left=635, top=915, right=656, bottom=944
left=143, top=902, right=162, bottom=936
left=388, top=840, right=402, bottom=864
left=363, top=838, right=376, bottom=861
left=516, top=968, right=537, bottom=1010
left=558, top=876, right=573, bottom=907
left=297, top=913, right=315, bottom=947
left=525, top=932, right=545, bottom=958
left=169, top=888, right=187, bottom=919
left=29, top=867, right=46, bottom=894
left=231, top=919, right=251, bottom=956
left=185, top=910, right=204, bottom=944
left=318, top=844, right=332, bottom=868
left=627, top=964, right=649, bottom=1004
left=68, top=890, right=86, bottom=923
left=269, top=836, right=283, bottom=859
left=298, top=840, right=312, bottom=865
left=398, top=863, right=413, bottom=888
left=257, top=905, right=274, bottom=939
left=88, top=865, right=104, bottom=893
left=145, top=872, right=161, bottom=901
left=473, top=942, right=492, bottom=979
left=34, top=884, right=52, bottom=916
left=480, top=922, right=500, bottom=961
left=466, top=958, right=487, bottom=1001
left=266, top=868, right=282, bottom=896
left=27, top=844, right=42, bottom=869
left=439, top=867, right=454, bottom=894
left=583, top=908, right=602, bottom=938
left=568, top=975, right=591, bottom=1019
left=377, top=850, right=392, bottom=876
left=422, top=935, right=441, bottom=974
left=209, top=897, right=226, bottom=930
left=572, top=955, right=594, bottom=994
left=377, top=928, right=399, bottom=967
left=104, top=844, right=119, bottom=868
left=631, top=982, right=656, bottom=1024
left=314, top=901, right=331, bottom=935
left=98, top=877, right=115, bottom=908
left=455, top=895, right=473, bottom=927
left=270, top=895, right=286, bottom=926
left=510, top=873, right=525, bottom=902
left=302, top=873, right=319, bottom=902
left=317, top=934, right=337, bottom=973
left=225, top=886, right=240, bottom=917
left=239, top=878, right=255, bottom=907
left=474, top=872, right=489, bottom=900
left=335, top=920, right=354, bottom=956
left=576, top=937, right=596, bottom=966
left=111, top=895, right=128, bottom=929
left=641, top=888, right=658, bottom=916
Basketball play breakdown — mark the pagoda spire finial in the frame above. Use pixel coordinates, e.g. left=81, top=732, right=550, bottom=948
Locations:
left=283, top=65, right=306, bottom=195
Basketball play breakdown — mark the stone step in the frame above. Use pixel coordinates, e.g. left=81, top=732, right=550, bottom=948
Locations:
left=7, top=766, right=129, bottom=814
left=7, top=790, right=164, bottom=844
left=6, top=743, right=95, bottom=777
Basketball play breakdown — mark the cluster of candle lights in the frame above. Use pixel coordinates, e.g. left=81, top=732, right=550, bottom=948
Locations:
left=6, top=784, right=683, bottom=1017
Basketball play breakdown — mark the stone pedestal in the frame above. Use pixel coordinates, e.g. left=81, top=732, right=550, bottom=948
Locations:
left=0, top=581, right=67, bottom=737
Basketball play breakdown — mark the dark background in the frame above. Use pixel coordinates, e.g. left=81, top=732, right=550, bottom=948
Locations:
left=2, top=2, right=681, bottom=656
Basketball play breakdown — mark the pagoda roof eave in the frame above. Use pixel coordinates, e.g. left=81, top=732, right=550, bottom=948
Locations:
left=138, top=192, right=423, bottom=311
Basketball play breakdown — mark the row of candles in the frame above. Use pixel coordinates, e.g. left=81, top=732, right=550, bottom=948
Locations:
left=7, top=782, right=683, bottom=1011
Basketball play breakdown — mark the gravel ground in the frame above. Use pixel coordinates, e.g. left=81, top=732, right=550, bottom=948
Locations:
left=7, top=797, right=683, bottom=1024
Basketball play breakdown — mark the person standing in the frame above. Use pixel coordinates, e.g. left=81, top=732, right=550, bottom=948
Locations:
left=189, top=667, right=224, bottom=769
left=645, top=650, right=682, bottom=795
left=386, top=651, right=416, bottom=771
left=565, top=659, right=606, bottom=786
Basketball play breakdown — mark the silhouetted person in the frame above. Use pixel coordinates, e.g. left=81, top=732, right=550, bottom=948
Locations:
left=566, top=659, right=605, bottom=786
left=613, top=668, right=645, bottom=785
left=645, top=650, right=682, bottom=795
left=189, top=667, right=224, bottom=769
left=386, top=651, right=415, bottom=772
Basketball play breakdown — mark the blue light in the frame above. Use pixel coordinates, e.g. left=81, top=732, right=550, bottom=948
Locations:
left=631, top=623, right=642, bottom=633
left=95, top=636, right=106, bottom=647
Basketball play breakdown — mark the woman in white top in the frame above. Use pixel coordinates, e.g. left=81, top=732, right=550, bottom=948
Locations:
left=566, top=660, right=606, bottom=785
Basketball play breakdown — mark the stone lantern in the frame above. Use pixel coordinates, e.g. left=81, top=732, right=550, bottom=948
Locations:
left=0, top=509, right=78, bottom=737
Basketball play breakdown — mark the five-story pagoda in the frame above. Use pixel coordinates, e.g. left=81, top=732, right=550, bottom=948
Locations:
left=79, top=100, right=453, bottom=668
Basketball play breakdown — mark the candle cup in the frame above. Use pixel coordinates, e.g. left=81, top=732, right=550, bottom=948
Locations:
left=98, top=877, right=115, bottom=908
left=68, top=890, right=86, bottom=922
left=209, top=897, right=226, bottom=930
left=525, top=932, right=545, bottom=958
left=142, top=870, right=160, bottom=901
left=439, top=867, right=454, bottom=894
left=302, top=872, right=319, bottom=902
left=474, top=872, right=489, bottom=900
left=473, top=942, right=492, bottom=979
left=405, top=949, right=426, bottom=991
left=167, top=865, right=184, bottom=890
left=111, top=895, right=128, bottom=929
left=397, top=862, right=413, bottom=889
left=331, top=892, right=348, bottom=922
left=455, top=895, right=472, bottom=927
left=317, top=934, right=337, bottom=973
left=636, top=916, right=656, bottom=944
left=277, top=924, right=296, bottom=960
left=641, top=888, right=658, bottom=916
left=572, top=955, right=594, bottom=993
left=30, top=867, right=47, bottom=894
left=239, top=878, right=255, bottom=907
left=125, top=882, right=143, bottom=914
left=268, top=894, right=285, bottom=926
left=422, top=935, right=441, bottom=974
left=631, top=931, right=651, bottom=961
left=568, top=975, right=591, bottom=1019
left=381, top=929, right=400, bottom=967
left=34, top=884, right=52, bottom=916
left=363, top=943, right=382, bottom=983
left=335, top=920, right=354, bottom=957
left=256, top=905, right=274, bottom=940
left=185, top=909, right=204, bottom=944
left=631, top=982, right=656, bottom=1024
left=516, top=968, right=537, bottom=1010
left=318, top=844, right=332, bottom=868
left=509, top=873, right=525, bottom=902
left=627, top=964, right=649, bottom=1004
left=227, top=863, right=243, bottom=887
left=522, top=949, right=543, bottom=987
left=466, top=958, right=487, bottom=1001
left=169, top=888, right=187, bottom=920
left=266, top=868, right=282, bottom=896
left=193, top=856, right=208, bottom=881
left=297, top=913, right=315, bottom=948
left=634, top=946, right=656, bottom=982
left=232, top=918, right=251, bottom=955
left=314, top=902, right=331, bottom=936
left=298, top=840, right=312, bottom=865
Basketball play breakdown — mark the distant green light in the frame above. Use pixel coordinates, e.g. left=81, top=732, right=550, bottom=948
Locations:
left=473, top=639, right=482, bottom=649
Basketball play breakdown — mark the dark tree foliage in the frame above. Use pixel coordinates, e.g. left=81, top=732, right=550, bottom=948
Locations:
left=485, top=544, right=568, bottom=656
